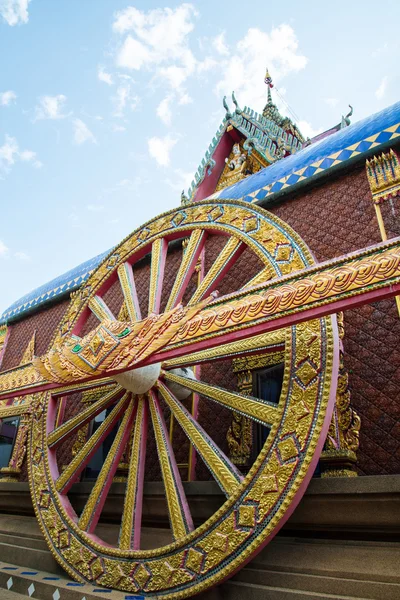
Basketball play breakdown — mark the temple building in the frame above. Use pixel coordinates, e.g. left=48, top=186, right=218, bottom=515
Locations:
left=0, top=72, right=399, bottom=599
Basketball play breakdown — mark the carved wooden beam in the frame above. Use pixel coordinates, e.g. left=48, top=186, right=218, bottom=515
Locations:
left=1, top=236, right=400, bottom=400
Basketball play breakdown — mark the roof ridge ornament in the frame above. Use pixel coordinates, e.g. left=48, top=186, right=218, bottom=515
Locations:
left=232, top=90, right=241, bottom=114
left=264, top=68, right=274, bottom=106
left=341, top=104, right=353, bottom=128
left=223, top=95, right=232, bottom=119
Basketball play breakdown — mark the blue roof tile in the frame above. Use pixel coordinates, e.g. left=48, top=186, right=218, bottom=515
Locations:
left=0, top=250, right=109, bottom=324
left=212, top=101, right=400, bottom=203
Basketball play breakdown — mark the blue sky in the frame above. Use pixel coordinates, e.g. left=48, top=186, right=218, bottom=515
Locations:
left=0, top=0, right=399, bottom=315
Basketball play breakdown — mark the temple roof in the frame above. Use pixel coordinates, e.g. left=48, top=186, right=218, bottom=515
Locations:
left=0, top=250, right=109, bottom=324
left=1, top=100, right=399, bottom=326
left=187, top=90, right=305, bottom=202
left=209, top=100, right=400, bottom=204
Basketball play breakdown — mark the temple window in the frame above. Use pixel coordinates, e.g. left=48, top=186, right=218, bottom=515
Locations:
left=83, top=409, right=119, bottom=480
left=252, top=363, right=284, bottom=457
left=0, top=417, right=20, bottom=469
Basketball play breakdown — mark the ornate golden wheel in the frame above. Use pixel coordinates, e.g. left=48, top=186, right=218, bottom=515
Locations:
left=28, top=200, right=338, bottom=598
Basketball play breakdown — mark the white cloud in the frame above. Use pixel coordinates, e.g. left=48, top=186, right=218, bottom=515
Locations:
left=197, top=56, right=217, bottom=74
left=117, top=178, right=136, bottom=189
left=0, top=241, right=31, bottom=262
left=73, top=119, right=96, bottom=145
left=215, top=24, right=307, bottom=111
left=148, top=134, right=178, bottom=167
left=297, top=120, right=322, bottom=139
left=113, top=4, right=198, bottom=99
left=116, top=35, right=152, bottom=70
left=324, top=97, right=339, bottom=108
left=0, top=90, right=17, bottom=106
left=19, top=149, right=42, bottom=168
left=0, top=0, right=31, bottom=26
left=157, top=95, right=173, bottom=125
left=98, top=66, right=114, bottom=85
left=87, top=204, right=104, bottom=212
left=179, top=93, right=192, bottom=105
left=376, top=76, right=388, bottom=100
left=0, top=134, right=42, bottom=174
left=34, top=95, right=70, bottom=120
left=111, top=123, right=126, bottom=132
left=112, top=82, right=139, bottom=117
left=213, top=32, right=229, bottom=56
left=0, top=134, right=18, bottom=168
left=0, top=240, right=9, bottom=257
left=165, top=167, right=193, bottom=193
left=14, top=251, right=31, bottom=261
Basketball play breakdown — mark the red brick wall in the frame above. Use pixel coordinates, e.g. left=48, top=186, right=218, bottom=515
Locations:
left=1, top=299, right=69, bottom=371
left=2, top=167, right=399, bottom=478
left=268, top=166, right=400, bottom=475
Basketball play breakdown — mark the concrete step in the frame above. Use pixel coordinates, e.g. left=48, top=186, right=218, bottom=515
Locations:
left=0, top=516, right=397, bottom=599
left=0, top=557, right=395, bottom=600
left=0, top=559, right=377, bottom=600
left=1, top=591, right=33, bottom=600
left=0, top=560, right=133, bottom=599
left=235, top=567, right=400, bottom=600
left=0, top=537, right=63, bottom=575
left=213, top=580, right=372, bottom=599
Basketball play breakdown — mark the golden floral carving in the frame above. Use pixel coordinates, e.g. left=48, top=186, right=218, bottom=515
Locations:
left=226, top=370, right=252, bottom=466
left=321, top=312, right=360, bottom=477
left=366, top=149, right=400, bottom=204
left=216, top=140, right=268, bottom=192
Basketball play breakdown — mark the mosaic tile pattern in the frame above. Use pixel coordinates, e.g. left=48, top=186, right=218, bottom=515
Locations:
left=269, top=166, right=400, bottom=475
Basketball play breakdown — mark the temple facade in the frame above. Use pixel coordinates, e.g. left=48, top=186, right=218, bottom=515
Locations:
left=0, top=73, right=399, bottom=599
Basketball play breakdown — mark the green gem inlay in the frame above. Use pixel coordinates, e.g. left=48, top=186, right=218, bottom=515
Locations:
left=117, top=328, right=130, bottom=338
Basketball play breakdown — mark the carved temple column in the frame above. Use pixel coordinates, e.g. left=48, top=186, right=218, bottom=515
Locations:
left=320, top=313, right=360, bottom=477
left=227, top=369, right=253, bottom=469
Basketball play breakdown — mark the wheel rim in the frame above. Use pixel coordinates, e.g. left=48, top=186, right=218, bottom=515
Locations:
left=28, top=199, right=338, bottom=598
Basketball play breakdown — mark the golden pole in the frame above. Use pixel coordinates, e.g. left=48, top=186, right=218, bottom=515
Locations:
left=373, top=202, right=388, bottom=241
left=374, top=201, right=400, bottom=316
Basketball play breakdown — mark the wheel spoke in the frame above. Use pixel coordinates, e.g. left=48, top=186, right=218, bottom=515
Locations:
left=148, top=238, right=168, bottom=315
left=78, top=396, right=138, bottom=533
left=148, top=390, right=194, bottom=540
left=89, top=295, right=116, bottom=322
left=157, top=381, right=243, bottom=496
left=163, top=330, right=285, bottom=369
left=47, top=385, right=124, bottom=448
left=117, top=262, right=142, bottom=322
left=119, top=395, right=148, bottom=550
left=55, top=392, right=131, bottom=493
left=165, top=230, right=206, bottom=312
left=187, top=237, right=244, bottom=306
left=162, top=371, right=277, bottom=427
left=51, top=378, right=116, bottom=398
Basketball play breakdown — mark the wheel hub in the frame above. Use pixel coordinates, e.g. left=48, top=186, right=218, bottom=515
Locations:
left=114, top=363, right=161, bottom=394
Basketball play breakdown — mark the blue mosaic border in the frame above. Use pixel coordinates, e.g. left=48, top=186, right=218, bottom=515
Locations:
left=244, top=123, right=400, bottom=204
left=210, top=101, right=400, bottom=205
left=0, top=250, right=109, bottom=324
